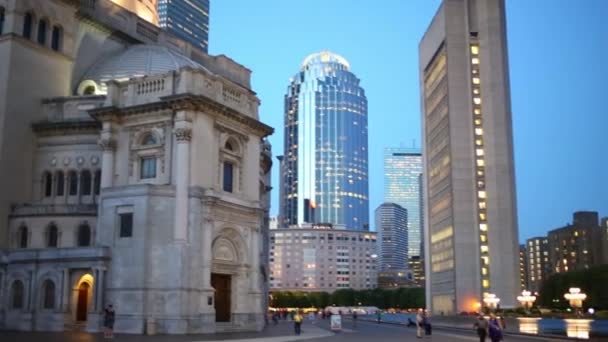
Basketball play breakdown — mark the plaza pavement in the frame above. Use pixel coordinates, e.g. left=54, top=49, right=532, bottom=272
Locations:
left=0, top=318, right=582, bottom=342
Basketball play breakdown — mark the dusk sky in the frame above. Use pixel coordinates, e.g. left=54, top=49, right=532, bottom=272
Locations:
left=209, top=0, right=608, bottom=242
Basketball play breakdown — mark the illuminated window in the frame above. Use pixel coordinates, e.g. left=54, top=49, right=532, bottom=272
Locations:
left=474, top=119, right=482, bottom=125
left=475, top=128, right=483, bottom=136
left=479, top=223, right=488, bottom=231
left=474, top=108, right=481, bottom=115
left=478, top=191, right=486, bottom=199
left=481, top=267, right=488, bottom=275
left=482, top=279, right=490, bottom=288
left=472, top=58, right=480, bottom=64
left=474, top=97, right=481, bottom=105
left=481, top=256, right=489, bottom=265
left=477, top=170, right=485, bottom=177
left=473, top=88, right=480, bottom=95
left=471, top=45, right=479, bottom=55
left=480, top=235, right=487, bottom=242
left=475, top=139, right=483, bottom=146
left=479, top=213, right=486, bottom=220
left=477, top=159, right=485, bottom=167
left=479, top=201, right=486, bottom=209
left=476, top=149, right=484, bottom=156
left=481, top=245, right=488, bottom=253
left=473, top=77, right=480, bottom=84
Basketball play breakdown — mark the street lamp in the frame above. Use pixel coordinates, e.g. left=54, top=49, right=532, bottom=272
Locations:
left=517, top=290, right=537, bottom=312
left=564, top=288, right=587, bottom=316
left=483, top=293, right=500, bottom=312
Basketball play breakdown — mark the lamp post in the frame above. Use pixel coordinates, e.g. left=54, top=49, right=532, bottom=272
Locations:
left=517, top=290, right=537, bottom=313
left=564, top=288, right=587, bottom=316
left=483, top=293, right=500, bottom=313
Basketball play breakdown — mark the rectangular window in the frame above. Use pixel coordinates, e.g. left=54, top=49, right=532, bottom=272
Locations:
left=223, top=161, right=234, bottom=192
left=119, top=213, right=133, bottom=238
left=140, top=157, right=156, bottom=179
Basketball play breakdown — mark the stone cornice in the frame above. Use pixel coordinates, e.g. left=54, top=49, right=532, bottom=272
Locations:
left=31, top=120, right=101, bottom=135
left=162, top=93, right=274, bottom=137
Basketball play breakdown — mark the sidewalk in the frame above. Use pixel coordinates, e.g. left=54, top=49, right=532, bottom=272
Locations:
left=0, top=321, right=334, bottom=342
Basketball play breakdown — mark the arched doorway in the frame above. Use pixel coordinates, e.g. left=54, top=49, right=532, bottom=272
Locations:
left=76, top=282, right=90, bottom=321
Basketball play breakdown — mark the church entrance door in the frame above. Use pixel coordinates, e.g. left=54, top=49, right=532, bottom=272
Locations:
left=211, top=273, right=231, bottom=322
left=76, top=282, right=90, bottom=321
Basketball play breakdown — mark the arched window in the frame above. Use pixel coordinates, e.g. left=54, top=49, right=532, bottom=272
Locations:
left=55, top=171, right=64, bottom=196
left=142, top=134, right=157, bottom=145
left=68, top=171, right=78, bottom=195
left=42, top=280, right=55, bottom=309
left=51, top=26, right=61, bottom=51
left=94, top=170, right=101, bottom=195
left=0, top=7, right=5, bottom=35
left=77, top=224, right=91, bottom=247
left=225, top=141, right=234, bottom=151
left=23, top=12, right=33, bottom=39
left=80, top=170, right=92, bottom=195
left=44, top=171, right=53, bottom=197
left=37, top=19, right=47, bottom=45
left=47, top=224, right=58, bottom=247
left=223, top=161, right=234, bottom=192
left=11, top=280, right=24, bottom=309
left=19, top=226, right=28, bottom=248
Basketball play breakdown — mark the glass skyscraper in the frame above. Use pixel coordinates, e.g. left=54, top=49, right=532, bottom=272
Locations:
left=375, top=203, right=408, bottom=271
left=158, top=0, right=209, bottom=52
left=280, top=51, right=369, bottom=230
left=384, top=148, right=423, bottom=257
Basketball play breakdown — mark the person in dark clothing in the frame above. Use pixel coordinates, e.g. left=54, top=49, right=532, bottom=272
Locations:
left=488, top=315, right=503, bottom=342
left=352, top=311, right=358, bottom=328
left=103, top=304, right=115, bottom=339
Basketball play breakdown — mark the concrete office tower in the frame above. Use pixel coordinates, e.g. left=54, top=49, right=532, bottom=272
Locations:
left=384, top=148, right=423, bottom=258
left=111, top=0, right=159, bottom=25
left=375, top=203, right=408, bottom=271
left=158, top=0, right=210, bottom=52
left=526, top=237, right=550, bottom=293
left=280, top=51, right=369, bottom=230
left=420, top=0, right=520, bottom=313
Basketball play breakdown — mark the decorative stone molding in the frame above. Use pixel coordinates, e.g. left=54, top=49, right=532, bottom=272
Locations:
left=98, top=138, right=116, bottom=151
left=174, top=128, right=192, bottom=142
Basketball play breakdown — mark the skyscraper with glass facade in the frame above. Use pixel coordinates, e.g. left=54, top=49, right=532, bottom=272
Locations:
left=375, top=203, right=408, bottom=271
left=420, top=0, right=519, bottom=313
left=280, top=51, right=369, bottom=230
left=384, top=148, right=423, bottom=258
left=158, top=0, right=209, bottom=52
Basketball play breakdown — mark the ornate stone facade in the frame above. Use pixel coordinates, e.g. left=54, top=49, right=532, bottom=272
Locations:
left=0, top=0, right=273, bottom=334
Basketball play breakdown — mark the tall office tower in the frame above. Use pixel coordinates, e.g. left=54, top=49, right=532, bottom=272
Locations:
left=111, top=0, right=159, bottom=25
left=420, top=0, right=520, bottom=313
left=375, top=203, right=408, bottom=271
left=280, top=51, right=369, bottom=230
left=384, top=148, right=423, bottom=258
left=158, top=0, right=210, bottom=52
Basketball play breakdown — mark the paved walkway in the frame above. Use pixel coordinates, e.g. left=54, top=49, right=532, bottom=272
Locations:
left=0, top=321, right=332, bottom=342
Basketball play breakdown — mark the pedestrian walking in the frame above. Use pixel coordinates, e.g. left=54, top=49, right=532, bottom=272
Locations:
left=423, top=311, right=432, bottom=336
left=352, top=310, right=358, bottom=328
left=103, top=304, right=115, bottom=339
left=293, top=310, right=303, bottom=335
left=473, top=315, right=489, bottom=342
left=488, top=315, right=503, bottom=342
left=416, top=309, right=424, bottom=338
left=376, top=310, right=382, bottom=324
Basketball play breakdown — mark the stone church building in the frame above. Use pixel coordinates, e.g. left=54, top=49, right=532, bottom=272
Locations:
left=0, top=0, right=273, bottom=334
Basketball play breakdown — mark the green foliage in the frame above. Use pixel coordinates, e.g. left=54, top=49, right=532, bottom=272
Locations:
left=270, top=288, right=426, bottom=309
left=539, top=264, right=608, bottom=310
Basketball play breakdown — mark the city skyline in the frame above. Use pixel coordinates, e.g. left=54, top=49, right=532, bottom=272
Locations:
left=209, top=0, right=608, bottom=242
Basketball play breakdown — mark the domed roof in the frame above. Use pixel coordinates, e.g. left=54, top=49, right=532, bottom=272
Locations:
left=300, top=51, right=351, bottom=71
left=78, top=44, right=203, bottom=94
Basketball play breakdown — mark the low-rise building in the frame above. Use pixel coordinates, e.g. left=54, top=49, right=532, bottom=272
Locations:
left=269, top=224, right=377, bottom=292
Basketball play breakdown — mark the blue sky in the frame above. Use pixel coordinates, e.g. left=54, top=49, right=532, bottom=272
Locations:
left=209, top=0, right=608, bottom=242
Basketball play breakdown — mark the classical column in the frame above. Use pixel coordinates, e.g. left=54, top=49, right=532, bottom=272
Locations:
left=173, top=126, right=192, bottom=242
left=61, top=269, right=70, bottom=312
left=201, top=218, right=214, bottom=289
left=249, top=228, right=261, bottom=292
left=98, top=124, right=116, bottom=189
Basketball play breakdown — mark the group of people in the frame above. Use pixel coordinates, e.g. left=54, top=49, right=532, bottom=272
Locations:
left=474, top=314, right=505, bottom=342
left=415, top=309, right=432, bottom=338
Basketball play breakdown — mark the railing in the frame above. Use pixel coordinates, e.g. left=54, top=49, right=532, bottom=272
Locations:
left=136, top=78, right=166, bottom=95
